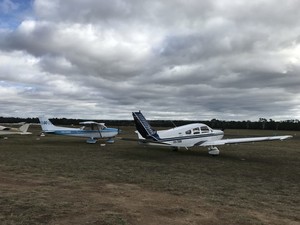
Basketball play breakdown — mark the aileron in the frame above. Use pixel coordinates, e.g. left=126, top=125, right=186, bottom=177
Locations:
left=201, top=135, right=292, bottom=146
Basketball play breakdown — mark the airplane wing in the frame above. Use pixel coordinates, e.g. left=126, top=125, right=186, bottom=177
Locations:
left=120, top=137, right=171, bottom=145
left=200, top=135, right=292, bottom=146
left=79, top=121, right=106, bottom=129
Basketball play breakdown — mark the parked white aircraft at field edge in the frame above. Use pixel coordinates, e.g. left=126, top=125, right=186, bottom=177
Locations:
left=0, top=123, right=31, bottom=135
left=132, top=111, right=292, bottom=155
left=39, top=117, right=119, bottom=144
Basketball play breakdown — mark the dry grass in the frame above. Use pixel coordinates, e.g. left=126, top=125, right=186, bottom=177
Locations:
left=0, top=125, right=299, bottom=225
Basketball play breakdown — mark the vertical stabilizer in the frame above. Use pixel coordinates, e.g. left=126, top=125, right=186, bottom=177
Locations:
left=19, top=124, right=30, bottom=133
left=38, top=116, right=58, bottom=132
left=132, top=111, right=160, bottom=141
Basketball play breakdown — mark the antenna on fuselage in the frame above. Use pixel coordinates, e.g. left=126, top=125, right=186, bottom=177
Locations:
left=170, top=121, right=177, bottom=128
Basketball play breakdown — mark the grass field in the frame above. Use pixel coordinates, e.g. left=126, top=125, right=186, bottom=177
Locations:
left=0, top=125, right=299, bottom=225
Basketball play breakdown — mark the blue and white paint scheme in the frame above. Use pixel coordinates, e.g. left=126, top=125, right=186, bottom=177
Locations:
left=132, top=111, right=292, bottom=156
left=39, top=117, right=119, bottom=144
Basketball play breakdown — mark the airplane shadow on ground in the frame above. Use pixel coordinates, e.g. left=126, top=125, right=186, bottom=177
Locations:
left=136, top=145, right=283, bottom=165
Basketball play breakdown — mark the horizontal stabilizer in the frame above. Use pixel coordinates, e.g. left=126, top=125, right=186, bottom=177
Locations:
left=119, top=137, right=171, bottom=145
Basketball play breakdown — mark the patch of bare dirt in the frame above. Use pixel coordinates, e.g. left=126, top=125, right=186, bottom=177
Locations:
left=98, top=183, right=216, bottom=225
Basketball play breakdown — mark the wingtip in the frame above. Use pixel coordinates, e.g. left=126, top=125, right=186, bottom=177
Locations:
left=280, top=135, right=293, bottom=140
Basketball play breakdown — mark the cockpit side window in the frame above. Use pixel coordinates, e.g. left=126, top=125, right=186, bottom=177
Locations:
left=185, top=130, right=191, bottom=135
left=193, top=127, right=200, bottom=134
left=83, top=124, right=97, bottom=131
left=201, top=126, right=210, bottom=133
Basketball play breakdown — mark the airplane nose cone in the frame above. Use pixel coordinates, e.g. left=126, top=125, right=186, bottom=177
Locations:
left=113, top=128, right=121, bottom=136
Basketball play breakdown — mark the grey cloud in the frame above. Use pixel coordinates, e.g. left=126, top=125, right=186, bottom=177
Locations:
left=34, top=0, right=213, bottom=27
left=3, top=21, right=146, bottom=82
left=223, top=0, right=300, bottom=28
left=34, top=0, right=133, bottom=23
left=0, top=0, right=299, bottom=120
left=4, top=21, right=57, bottom=56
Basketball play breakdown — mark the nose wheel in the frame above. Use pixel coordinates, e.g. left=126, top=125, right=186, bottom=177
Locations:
left=86, top=138, right=97, bottom=144
left=208, top=146, right=220, bottom=156
left=106, top=138, right=115, bottom=144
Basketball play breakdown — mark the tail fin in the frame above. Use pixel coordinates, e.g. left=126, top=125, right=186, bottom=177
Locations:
left=19, top=124, right=30, bottom=133
left=132, top=111, right=160, bottom=141
left=38, top=116, right=57, bottom=132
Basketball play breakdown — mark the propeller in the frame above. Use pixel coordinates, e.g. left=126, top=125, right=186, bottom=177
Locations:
left=117, top=126, right=122, bottom=134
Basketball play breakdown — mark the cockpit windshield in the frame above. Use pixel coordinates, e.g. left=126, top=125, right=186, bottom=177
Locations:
left=200, top=126, right=210, bottom=133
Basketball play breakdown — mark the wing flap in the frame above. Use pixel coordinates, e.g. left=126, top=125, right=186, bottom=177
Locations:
left=201, top=135, right=292, bottom=146
left=79, top=121, right=106, bottom=129
left=120, top=137, right=171, bottom=145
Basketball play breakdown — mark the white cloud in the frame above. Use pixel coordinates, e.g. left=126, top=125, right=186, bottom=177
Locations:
left=0, top=0, right=299, bottom=120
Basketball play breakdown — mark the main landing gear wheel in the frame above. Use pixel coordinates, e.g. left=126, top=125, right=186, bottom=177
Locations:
left=208, top=146, right=220, bottom=156
left=86, top=138, right=97, bottom=144
left=106, top=138, right=115, bottom=144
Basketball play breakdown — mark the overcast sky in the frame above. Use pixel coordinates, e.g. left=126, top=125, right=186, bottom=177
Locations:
left=0, top=0, right=299, bottom=121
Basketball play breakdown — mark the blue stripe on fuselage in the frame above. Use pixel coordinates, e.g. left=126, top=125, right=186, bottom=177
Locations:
left=54, top=128, right=117, bottom=135
left=156, top=132, right=223, bottom=142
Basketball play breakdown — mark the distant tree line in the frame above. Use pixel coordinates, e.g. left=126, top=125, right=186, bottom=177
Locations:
left=149, top=118, right=300, bottom=131
left=0, top=117, right=299, bottom=131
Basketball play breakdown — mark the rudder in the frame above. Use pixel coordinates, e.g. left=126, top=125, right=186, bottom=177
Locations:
left=38, top=116, right=57, bottom=132
left=132, top=111, right=160, bottom=141
left=19, top=124, right=30, bottom=133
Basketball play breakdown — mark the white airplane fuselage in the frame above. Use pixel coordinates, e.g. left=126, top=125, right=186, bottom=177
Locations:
left=47, top=128, right=118, bottom=139
left=136, top=123, right=224, bottom=148
left=39, top=117, right=119, bottom=143
left=132, top=111, right=292, bottom=155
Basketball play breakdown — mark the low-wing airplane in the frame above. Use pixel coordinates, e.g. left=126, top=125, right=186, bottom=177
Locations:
left=38, top=117, right=119, bottom=144
left=129, top=111, right=292, bottom=155
left=0, top=123, right=31, bottom=135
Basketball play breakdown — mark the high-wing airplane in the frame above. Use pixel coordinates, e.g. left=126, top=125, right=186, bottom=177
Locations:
left=38, top=117, right=119, bottom=143
left=130, top=111, right=292, bottom=155
left=0, top=123, right=31, bottom=135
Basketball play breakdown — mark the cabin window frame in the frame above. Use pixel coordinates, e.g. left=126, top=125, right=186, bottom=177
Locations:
left=200, top=126, right=210, bottom=133
left=193, top=127, right=200, bottom=134
left=185, top=130, right=191, bottom=135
